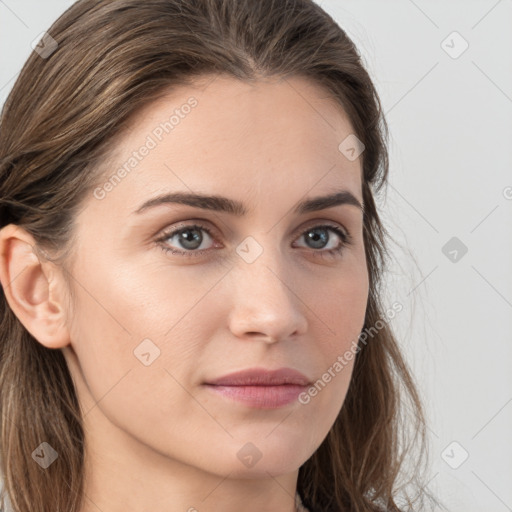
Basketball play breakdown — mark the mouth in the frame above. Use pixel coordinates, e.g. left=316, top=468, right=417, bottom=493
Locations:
left=203, top=367, right=311, bottom=409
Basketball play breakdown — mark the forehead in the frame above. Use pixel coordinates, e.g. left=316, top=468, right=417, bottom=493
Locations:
left=90, top=75, right=363, bottom=218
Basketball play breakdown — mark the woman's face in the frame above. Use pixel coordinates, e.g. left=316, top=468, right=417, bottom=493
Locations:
left=61, top=74, right=368, bottom=479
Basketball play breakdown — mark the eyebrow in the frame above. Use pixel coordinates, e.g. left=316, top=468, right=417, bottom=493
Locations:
left=133, top=190, right=364, bottom=216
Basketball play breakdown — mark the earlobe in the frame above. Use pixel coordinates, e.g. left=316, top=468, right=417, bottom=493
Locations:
left=0, top=224, right=71, bottom=349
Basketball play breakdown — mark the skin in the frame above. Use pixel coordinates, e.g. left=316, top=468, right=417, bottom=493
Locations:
left=0, top=75, right=368, bottom=512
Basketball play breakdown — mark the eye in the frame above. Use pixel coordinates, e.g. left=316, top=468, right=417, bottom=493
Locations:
left=155, top=222, right=352, bottom=258
left=292, top=223, right=352, bottom=258
left=156, top=223, right=217, bottom=257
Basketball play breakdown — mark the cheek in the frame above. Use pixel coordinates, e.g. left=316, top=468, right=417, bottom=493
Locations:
left=298, top=270, right=367, bottom=431
left=309, top=261, right=368, bottom=403
left=109, top=260, right=225, bottom=332
left=65, top=274, right=202, bottom=442
left=321, top=260, right=369, bottom=343
left=65, top=259, right=217, bottom=402
left=73, top=256, right=216, bottom=345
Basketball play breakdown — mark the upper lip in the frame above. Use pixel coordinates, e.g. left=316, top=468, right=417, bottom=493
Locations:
left=204, top=367, right=311, bottom=386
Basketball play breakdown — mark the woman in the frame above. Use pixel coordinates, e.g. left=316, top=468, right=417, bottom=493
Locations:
left=0, top=1, right=442, bottom=511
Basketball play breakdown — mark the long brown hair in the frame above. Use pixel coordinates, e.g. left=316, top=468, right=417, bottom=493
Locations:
left=0, top=1, right=442, bottom=511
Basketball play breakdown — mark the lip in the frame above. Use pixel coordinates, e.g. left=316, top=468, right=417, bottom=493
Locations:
left=204, top=367, right=311, bottom=386
left=203, top=367, right=311, bottom=409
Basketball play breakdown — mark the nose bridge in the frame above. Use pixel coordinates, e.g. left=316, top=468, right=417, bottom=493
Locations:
left=226, top=234, right=308, bottom=341
left=235, top=231, right=290, bottom=293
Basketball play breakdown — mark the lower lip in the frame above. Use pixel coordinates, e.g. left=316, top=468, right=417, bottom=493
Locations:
left=204, top=384, right=308, bottom=409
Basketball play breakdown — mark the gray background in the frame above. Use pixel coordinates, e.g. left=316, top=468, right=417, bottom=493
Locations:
left=1, top=1, right=511, bottom=511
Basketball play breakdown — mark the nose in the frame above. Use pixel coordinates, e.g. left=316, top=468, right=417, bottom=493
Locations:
left=226, top=245, right=308, bottom=344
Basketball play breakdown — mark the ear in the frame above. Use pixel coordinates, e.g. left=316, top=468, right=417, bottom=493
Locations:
left=0, top=224, right=71, bottom=349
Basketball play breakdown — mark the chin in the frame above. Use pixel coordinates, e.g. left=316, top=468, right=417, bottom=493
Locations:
left=213, top=435, right=315, bottom=478
left=222, top=456, right=307, bottom=479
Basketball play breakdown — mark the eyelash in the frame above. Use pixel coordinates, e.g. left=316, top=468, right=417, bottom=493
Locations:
left=156, top=222, right=353, bottom=259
